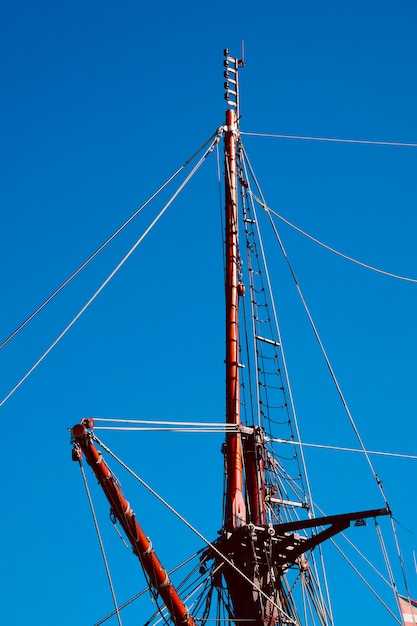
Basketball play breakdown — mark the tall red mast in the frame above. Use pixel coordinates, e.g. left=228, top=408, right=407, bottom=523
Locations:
left=224, top=79, right=246, bottom=530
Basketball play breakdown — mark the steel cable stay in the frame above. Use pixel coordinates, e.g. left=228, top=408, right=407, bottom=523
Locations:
left=149, top=570, right=219, bottom=626
left=375, top=519, right=407, bottom=623
left=0, top=127, right=224, bottom=352
left=143, top=553, right=218, bottom=626
left=242, top=139, right=392, bottom=495
left=0, top=135, right=220, bottom=409
left=238, top=144, right=334, bottom=624
left=269, top=438, right=417, bottom=461
left=252, top=199, right=417, bottom=284
left=239, top=149, right=314, bottom=517
left=76, top=458, right=123, bottom=626
left=238, top=143, right=332, bottom=509
left=238, top=140, right=415, bottom=623
left=96, top=432, right=417, bottom=461
left=239, top=144, right=316, bottom=513
left=240, top=130, right=417, bottom=149
left=83, top=419, right=417, bottom=459
left=94, top=553, right=205, bottom=626
left=262, top=202, right=415, bottom=609
left=328, top=534, right=401, bottom=624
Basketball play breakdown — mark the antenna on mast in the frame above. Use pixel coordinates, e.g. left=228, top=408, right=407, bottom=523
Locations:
left=223, top=49, right=244, bottom=121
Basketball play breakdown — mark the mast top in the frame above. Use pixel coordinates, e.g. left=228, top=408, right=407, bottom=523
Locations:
left=223, top=49, right=244, bottom=122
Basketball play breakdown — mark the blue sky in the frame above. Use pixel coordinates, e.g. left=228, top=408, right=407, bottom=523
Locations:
left=1, top=1, right=417, bottom=624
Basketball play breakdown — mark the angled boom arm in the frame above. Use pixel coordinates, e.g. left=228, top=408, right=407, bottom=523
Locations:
left=71, top=421, right=197, bottom=626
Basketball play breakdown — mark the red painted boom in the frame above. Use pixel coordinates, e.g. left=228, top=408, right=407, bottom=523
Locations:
left=71, top=422, right=197, bottom=626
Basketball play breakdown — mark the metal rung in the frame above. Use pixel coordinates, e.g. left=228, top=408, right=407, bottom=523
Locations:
left=255, top=335, right=281, bottom=347
left=265, top=496, right=306, bottom=508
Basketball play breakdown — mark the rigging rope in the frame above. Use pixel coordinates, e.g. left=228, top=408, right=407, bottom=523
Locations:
left=262, top=193, right=414, bottom=610
left=261, top=192, right=389, bottom=501
left=0, top=135, right=220, bottom=409
left=0, top=128, right=224, bottom=352
left=249, top=196, right=417, bottom=283
left=88, top=424, right=417, bottom=460
left=78, top=460, right=123, bottom=626
left=374, top=519, right=403, bottom=622
left=269, top=438, right=417, bottom=460
left=329, top=534, right=401, bottom=624
left=241, top=131, right=417, bottom=148
left=94, top=552, right=201, bottom=626
left=240, top=138, right=413, bottom=622
left=240, top=145, right=316, bottom=518
left=88, top=418, right=417, bottom=458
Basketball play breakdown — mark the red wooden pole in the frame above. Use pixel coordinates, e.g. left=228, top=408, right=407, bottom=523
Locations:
left=71, top=422, right=197, bottom=626
left=224, top=107, right=246, bottom=530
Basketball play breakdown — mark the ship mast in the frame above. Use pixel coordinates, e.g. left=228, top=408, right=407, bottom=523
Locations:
left=224, top=49, right=247, bottom=531
left=69, top=50, right=391, bottom=626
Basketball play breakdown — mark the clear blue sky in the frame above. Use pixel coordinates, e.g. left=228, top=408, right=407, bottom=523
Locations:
left=1, top=1, right=417, bottom=624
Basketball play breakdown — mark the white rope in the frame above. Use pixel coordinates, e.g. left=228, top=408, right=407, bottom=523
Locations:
left=256, top=200, right=417, bottom=284
left=240, top=145, right=318, bottom=514
left=241, top=147, right=415, bottom=617
left=94, top=552, right=201, bottom=626
left=92, top=419, right=417, bottom=459
left=260, top=193, right=414, bottom=611
left=0, top=137, right=219, bottom=409
left=261, top=202, right=389, bottom=500
left=0, top=129, right=223, bottom=352
left=91, top=418, right=234, bottom=426
left=91, top=427, right=417, bottom=459
left=79, top=461, right=123, bottom=626
left=94, top=427, right=229, bottom=432
left=329, top=535, right=401, bottom=624
left=241, top=131, right=417, bottom=148
left=269, top=438, right=417, bottom=460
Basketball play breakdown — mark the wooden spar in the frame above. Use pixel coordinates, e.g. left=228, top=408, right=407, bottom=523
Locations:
left=224, top=106, right=246, bottom=531
left=71, top=422, right=197, bottom=626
